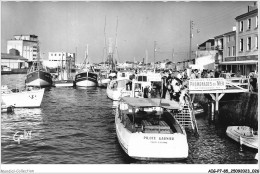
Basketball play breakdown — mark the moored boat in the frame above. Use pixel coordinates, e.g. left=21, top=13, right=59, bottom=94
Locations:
left=226, top=126, right=258, bottom=149
left=54, top=79, right=74, bottom=87
left=1, top=85, right=45, bottom=108
left=1, top=101, right=14, bottom=113
left=106, top=79, right=132, bottom=100
left=75, top=69, right=98, bottom=87
left=97, top=70, right=111, bottom=88
left=25, top=61, right=53, bottom=87
left=115, top=97, right=188, bottom=161
left=74, top=46, right=98, bottom=87
left=53, top=55, right=74, bottom=87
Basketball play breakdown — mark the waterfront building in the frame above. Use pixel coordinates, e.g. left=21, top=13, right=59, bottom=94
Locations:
left=7, top=35, right=38, bottom=62
left=234, top=3, right=258, bottom=75
left=1, top=51, right=28, bottom=74
left=194, top=39, right=217, bottom=71
left=216, top=29, right=237, bottom=72
left=44, top=52, right=76, bottom=68
left=198, top=38, right=215, bottom=51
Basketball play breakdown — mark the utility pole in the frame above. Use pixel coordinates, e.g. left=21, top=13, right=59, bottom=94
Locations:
left=75, top=47, right=77, bottom=67
left=154, top=41, right=157, bottom=69
left=189, top=20, right=194, bottom=62
left=172, top=48, right=174, bottom=62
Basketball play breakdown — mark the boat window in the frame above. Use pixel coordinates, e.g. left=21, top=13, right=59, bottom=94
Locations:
left=137, top=76, right=147, bottom=82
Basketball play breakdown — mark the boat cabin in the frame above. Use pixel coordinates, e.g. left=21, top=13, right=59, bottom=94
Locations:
left=118, top=97, right=185, bottom=135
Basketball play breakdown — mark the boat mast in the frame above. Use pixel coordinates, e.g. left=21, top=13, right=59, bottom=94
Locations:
left=114, top=16, right=119, bottom=69
left=80, top=44, right=89, bottom=70
left=103, top=16, right=107, bottom=68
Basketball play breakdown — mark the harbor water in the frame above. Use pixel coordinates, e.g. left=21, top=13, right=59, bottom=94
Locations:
left=1, top=74, right=258, bottom=164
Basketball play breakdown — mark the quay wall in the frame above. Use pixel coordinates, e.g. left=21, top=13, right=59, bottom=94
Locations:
left=193, top=92, right=258, bottom=130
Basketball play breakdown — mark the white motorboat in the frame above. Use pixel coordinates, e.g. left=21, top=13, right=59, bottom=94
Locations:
left=226, top=126, right=258, bottom=149
left=1, top=86, right=45, bottom=108
left=106, top=79, right=132, bottom=100
left=115, top=97, right=188, bottom=161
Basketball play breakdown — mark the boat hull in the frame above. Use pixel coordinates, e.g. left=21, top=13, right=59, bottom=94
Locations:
left=25, top=70, right=52, bottom=87
left=106, top=88, right=131, bottom=100
left=1, top=105, right=14, bottom=113
left=115, top=112, right=189, bottom=161
left=98, top=78, right=110, bottom=88
left=226, top=126, right=258, bottom=149
left=75, top=72, right=98, bottom=87
left=53, top=80, right=74, bottom=87
left=1, top=89, right=45, bottom=108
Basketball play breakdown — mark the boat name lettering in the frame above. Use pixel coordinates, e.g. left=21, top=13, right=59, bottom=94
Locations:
left=143, top=136, right=174, bottom=141
left=159, top=137, right=174, bottom=141
left=143, top=136, right=155, bottom=140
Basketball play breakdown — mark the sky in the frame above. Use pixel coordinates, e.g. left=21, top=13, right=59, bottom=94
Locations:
left=1, top=1, right=255, bottom=64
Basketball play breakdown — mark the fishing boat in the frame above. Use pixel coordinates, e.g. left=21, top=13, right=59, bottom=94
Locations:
left=1, top=85, right=45, bottom=108
left=226, top=126, right=258, bottom=149
left=25, top=61, right=53, bottom=87
left=106, top=79, right=132, bottom=100
left=74, top=46, right=98, bottom=87
left=115, top=97, right=188, bottom=161
left=25, top=42, right=52, bottom=87
left=97, top=70, right=111, bottom=88
left=53, top=55, right=74, bottom=87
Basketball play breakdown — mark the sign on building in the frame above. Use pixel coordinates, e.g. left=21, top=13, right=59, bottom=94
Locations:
left=189, top=78, right=226, bottom=90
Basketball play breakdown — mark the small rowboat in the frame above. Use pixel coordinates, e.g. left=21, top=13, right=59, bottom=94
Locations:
left=226, top=126, right=258, bottom=149
left=1, top=104, right=14, bottom=113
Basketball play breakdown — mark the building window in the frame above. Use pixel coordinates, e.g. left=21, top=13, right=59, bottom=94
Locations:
left=228, top=47, right=231, bottom=56
left=227, top=36, right=230, bottom=42
left=240, top=21, right=243, bottom=32
left=247, top=18, right=251, bottom=30
left=256, top=36, right=258, bottom=50
left=239, top=38, right=243, bottom=52
left=247, top=37, right=251, bottom=51
left=232, top=46, right=235, bottom=56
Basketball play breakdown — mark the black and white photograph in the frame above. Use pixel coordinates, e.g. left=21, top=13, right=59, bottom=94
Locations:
left=1, top=1, right=259, bottom=173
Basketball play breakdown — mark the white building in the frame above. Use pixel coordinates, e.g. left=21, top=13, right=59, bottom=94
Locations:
left=44, top=52, right=76, bottom=68
left=1, top=53, right=28, bottom=70
left=7, top=35, right=38, bottom=62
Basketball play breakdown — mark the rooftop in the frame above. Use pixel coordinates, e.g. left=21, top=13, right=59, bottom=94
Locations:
left=1, top=53, right=28, bottom=61
left=235, top=9, right=258, bottom=20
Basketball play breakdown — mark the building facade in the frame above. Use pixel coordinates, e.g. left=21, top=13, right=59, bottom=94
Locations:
left=7, top=35, right=39, bottom=62
left=44, top=52, right=76, bottom=68
left=235, top=6, right=258, bottom=75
